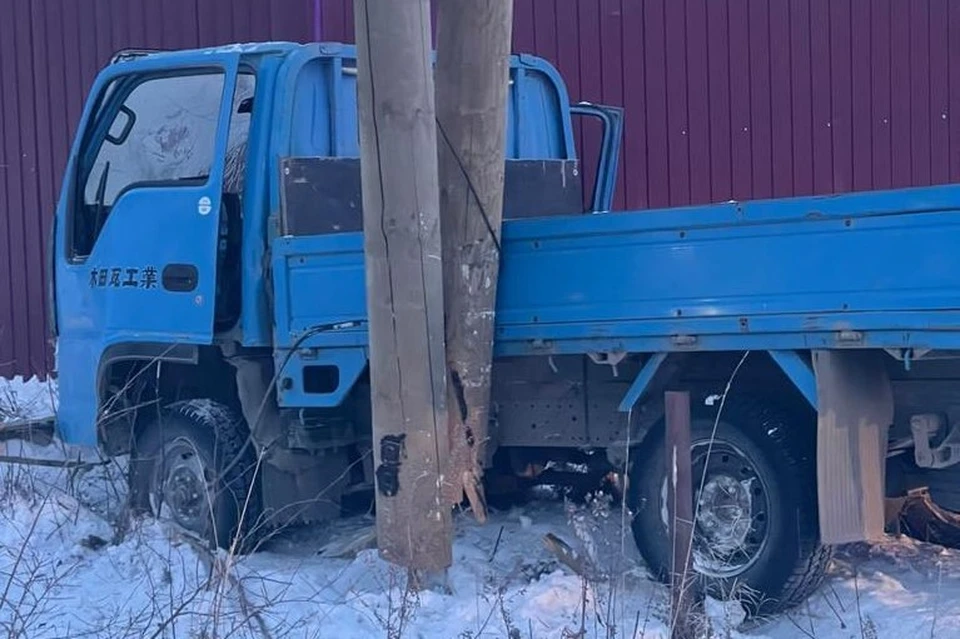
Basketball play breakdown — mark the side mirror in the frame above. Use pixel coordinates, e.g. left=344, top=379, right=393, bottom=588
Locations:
left=105, top=105, right=136, bottom=145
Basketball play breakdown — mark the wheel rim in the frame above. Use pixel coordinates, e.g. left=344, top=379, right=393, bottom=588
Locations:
left=150, top=437, right=216, bottom=535
left=659, top=439, right=771, bottom=579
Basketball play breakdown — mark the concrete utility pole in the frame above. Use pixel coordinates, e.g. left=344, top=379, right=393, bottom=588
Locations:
left=435, top=0, right=514, bottom=521
left=354, top=0, right=453, bottom=578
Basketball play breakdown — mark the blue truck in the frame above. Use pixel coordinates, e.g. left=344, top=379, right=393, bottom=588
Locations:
left=36, top=41, right=960, bottom=614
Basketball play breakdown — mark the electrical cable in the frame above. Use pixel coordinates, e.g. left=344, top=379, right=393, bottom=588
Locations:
left=215, top=319, right=366, bottom=484
left=435, top=117, right=503, bottom=255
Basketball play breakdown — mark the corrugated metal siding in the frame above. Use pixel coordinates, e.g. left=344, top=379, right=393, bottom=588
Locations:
left=3, top=0, right=960, bottom=377
left=321, top=0, right=960, bottom=208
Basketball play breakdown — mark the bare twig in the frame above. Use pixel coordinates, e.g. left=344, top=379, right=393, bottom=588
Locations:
left=820, top=590, right=846, bottom=629
left=146, top=577, right=209, bottom=639
left=829, top=582, right=847, bottom=613
left=931, top=560, right=943, bottom=639
left=785, top=611, right=817, bottom=639
left=488, top=525, right=504, bottom=563
left=853, top=570, right=866, bottom=639
left=0, top=455, right=108, bottom=470
left=497, top=586, right=521, bottom=639
left=0, top=491, right=51, bottom=611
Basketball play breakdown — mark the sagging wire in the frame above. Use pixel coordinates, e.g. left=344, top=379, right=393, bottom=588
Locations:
left=216, top=319, right=366, bottom=484
left=435, top=117, right=503, bottom=255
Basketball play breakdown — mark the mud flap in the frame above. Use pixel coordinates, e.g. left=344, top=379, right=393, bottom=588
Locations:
left=812, top=350, right=893, bottom=545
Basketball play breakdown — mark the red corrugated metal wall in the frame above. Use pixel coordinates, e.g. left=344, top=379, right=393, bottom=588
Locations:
left=3, top=0, right=959, bottom=378
left=321, top=0, right=960, bottom=210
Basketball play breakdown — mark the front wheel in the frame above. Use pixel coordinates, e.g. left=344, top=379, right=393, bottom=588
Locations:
left=130, top=400, right=261, bottom=551
left=627, top=398, right=832, bottom=616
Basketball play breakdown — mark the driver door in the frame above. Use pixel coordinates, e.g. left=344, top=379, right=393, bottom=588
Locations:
left=54, top=53, right=241, bottom=444
left=60, top=55, right=241, bottom=343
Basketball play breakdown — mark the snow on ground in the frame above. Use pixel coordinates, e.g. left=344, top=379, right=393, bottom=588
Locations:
left=0, top=376, right=57, bottom=422
left=0, top=376, right=957, bottom=638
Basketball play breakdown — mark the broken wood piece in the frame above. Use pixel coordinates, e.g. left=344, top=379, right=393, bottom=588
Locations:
left=318, top=526, right=378, bottom=559
left=542, top=532, right=599, bottom=581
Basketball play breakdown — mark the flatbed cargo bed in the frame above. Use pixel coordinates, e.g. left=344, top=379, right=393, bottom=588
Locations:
left=273, top=181, right=960, bottom=358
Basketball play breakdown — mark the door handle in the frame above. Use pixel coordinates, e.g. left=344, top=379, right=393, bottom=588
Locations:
left=162, top=264, right=199, bottom=292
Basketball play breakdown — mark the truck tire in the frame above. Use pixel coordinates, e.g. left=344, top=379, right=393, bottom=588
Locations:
left=627, top=397, right=832, bottom=616
left=130, top=399, right=261, bottom=551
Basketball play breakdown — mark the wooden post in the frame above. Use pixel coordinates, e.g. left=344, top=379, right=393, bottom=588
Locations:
left=665, top=391, right=698, bottom=638
left=435, top=0, right=514, bottom=521
left=354, top=0, right=452, bottom=577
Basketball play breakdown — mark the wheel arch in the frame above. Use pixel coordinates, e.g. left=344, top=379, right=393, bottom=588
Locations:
left=604, top=350, right=816, bottom=464
left=95, top=342, right=243, bottom=456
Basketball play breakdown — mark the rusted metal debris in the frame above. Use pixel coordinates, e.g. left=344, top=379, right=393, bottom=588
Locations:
left=898, top=487, right=960, bottom=549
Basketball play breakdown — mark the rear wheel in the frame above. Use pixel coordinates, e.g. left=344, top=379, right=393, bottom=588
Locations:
left=130, top=399, right=260, bottom=551
left=627, top=398, right=832, bottom=616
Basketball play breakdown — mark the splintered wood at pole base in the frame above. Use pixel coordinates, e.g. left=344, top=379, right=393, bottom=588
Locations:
left=435, top=0, right=514, bottom=521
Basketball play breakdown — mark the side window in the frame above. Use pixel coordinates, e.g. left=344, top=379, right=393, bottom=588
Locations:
left=71, top=71, right=226, bottom=259
left=223, top=72, right=256, bottom=195
left=216, top=72, right=256, bottom=333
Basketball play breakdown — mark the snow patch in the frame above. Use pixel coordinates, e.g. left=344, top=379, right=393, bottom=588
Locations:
left=0, top=375, right=57, bottom=422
